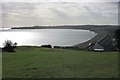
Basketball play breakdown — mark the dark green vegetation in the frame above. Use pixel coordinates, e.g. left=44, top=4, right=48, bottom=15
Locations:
left=2, top=40, right=17, bottom=52
left=3, top=46, right=118, bottom=78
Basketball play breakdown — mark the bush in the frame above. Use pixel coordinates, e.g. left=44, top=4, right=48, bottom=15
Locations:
left=2, top=40, right=17, bottom=52
left=41, top=45, right=52, bottom=48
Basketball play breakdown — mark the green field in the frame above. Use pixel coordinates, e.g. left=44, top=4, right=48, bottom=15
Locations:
left=2, top=46, right=118, bottom=78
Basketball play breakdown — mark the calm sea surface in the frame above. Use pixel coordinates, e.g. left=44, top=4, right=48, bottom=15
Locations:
left=0, top=29, right=96, bottom=47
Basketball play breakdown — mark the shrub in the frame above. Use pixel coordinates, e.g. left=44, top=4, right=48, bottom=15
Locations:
left=41, top=45, right=52, bottom=48
left=2, top=40, right=17, bottom=52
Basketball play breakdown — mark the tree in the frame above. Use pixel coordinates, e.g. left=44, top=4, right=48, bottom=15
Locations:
left=2, top=40, right=17, bottom=52
left=13, top=42, right=17, bottom=48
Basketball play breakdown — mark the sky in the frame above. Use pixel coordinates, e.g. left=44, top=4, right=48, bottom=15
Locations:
left=0, top=0, right=119, bottom=28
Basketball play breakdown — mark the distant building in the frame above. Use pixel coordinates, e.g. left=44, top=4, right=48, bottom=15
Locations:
left=88, top=42, right=104, bottom=51
left=93, top=43, right=104, bottom=51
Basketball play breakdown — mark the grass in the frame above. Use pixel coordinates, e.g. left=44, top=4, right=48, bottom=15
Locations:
left=2, top=46, right=118, bottom=78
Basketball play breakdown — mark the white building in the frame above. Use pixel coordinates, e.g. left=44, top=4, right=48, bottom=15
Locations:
left=93, top=43, right=104, bottom=51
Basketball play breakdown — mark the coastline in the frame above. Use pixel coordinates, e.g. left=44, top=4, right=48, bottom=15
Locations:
left=36, top=25, right=117, bottom=51
left=10, top=25, right=118, bottom=51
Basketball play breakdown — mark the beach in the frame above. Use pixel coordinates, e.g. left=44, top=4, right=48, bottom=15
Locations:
left=12, top=25, right=118, bottom=51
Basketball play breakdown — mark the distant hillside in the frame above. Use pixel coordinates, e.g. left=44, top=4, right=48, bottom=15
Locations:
left=11, top=25, right=118, bottom=31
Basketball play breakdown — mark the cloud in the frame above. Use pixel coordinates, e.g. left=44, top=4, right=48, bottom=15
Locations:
left=1, top=0, right=120, bottom=2
left=1, top=2, right=118, bottom=27
left=2, top=2, right=35, bottom=10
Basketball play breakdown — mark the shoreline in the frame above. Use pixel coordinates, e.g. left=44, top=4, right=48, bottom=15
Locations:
left=5, top=25, right=119, bottom=51
left=36, top=25, right=117, bottom=51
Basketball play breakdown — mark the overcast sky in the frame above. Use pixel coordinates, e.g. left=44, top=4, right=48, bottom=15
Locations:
left=1, top=0, right=119, bottom=28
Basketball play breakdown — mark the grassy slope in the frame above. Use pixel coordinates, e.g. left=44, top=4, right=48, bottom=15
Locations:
left=2, top=47, right=118, bottom=78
